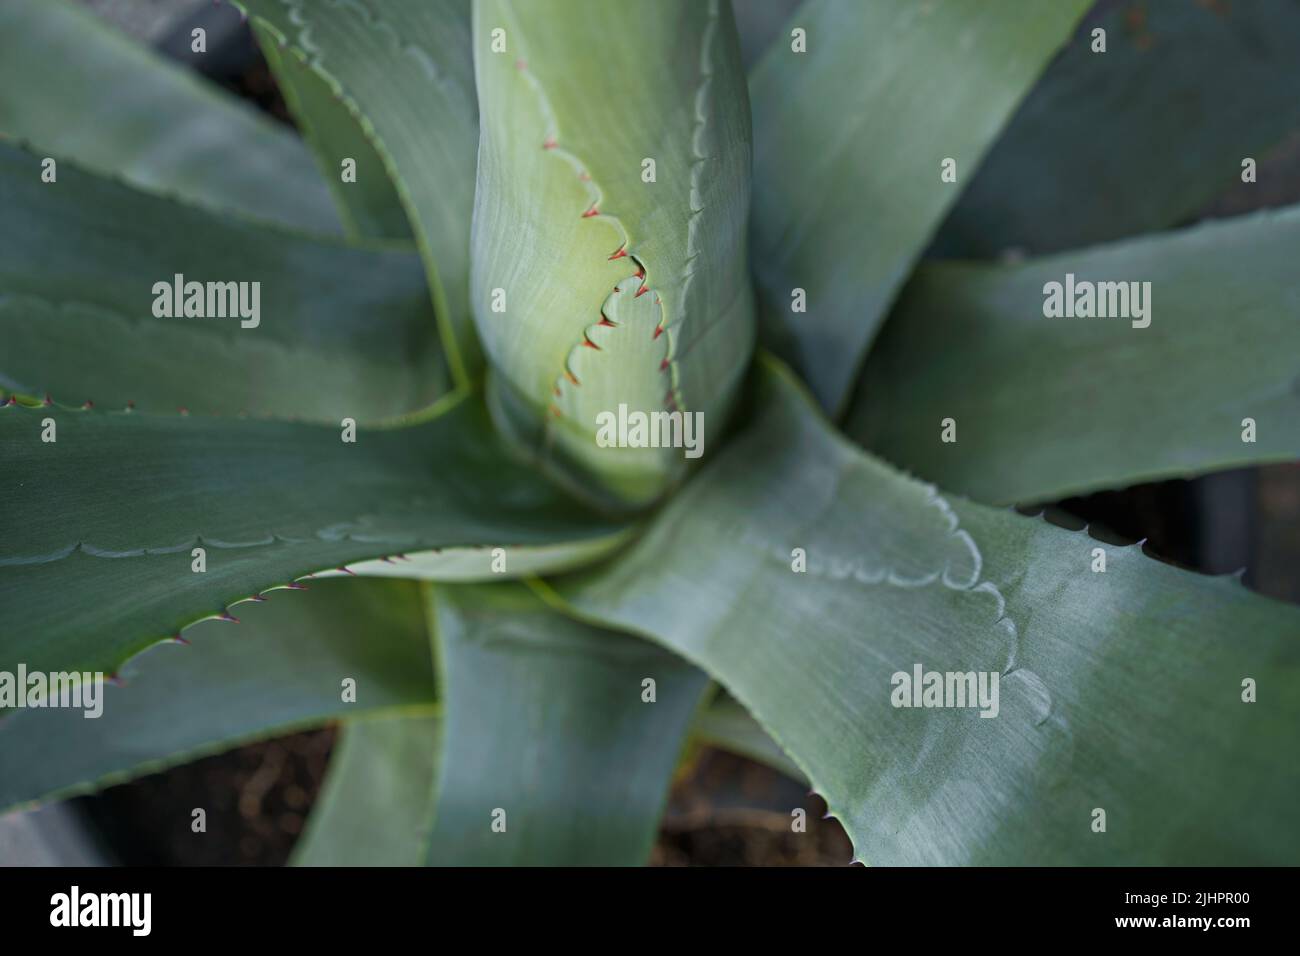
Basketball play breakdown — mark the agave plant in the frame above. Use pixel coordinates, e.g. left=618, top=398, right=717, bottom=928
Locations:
left=1, top=0, right=1297, bottom=867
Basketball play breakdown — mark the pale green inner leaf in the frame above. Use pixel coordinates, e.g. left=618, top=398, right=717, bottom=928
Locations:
left=471, top=0, right=755, bottom=505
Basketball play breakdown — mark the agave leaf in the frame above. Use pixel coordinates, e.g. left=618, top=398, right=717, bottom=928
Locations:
left=0, top=0, right=338, bottom=233
left=0, top=579, right=435, bottom=813
left=294, top=683, right=798, bottom=866
left=0, top=394, right=625, bottom=682
left=749, top=0, right=1089, bottom=415
left=540, top=356, right=1300, bottom=864
left=427, top=583, right=707, bottom=865
left=314, top=532, right=634, bottom=582
left=471, top=0, right=755, bottom=507
left=257, top=26, right=413, bottom=241
left=693, top=693, right=804, bottom=784
left=0, top=142, right=444, bottom=420
left=293, top=714, right=440, bottom=867
left=235, top=0, right=481, bottom=388
left=732, top=0, right=805, bottom=69
left=847, top=206, right=1300, bottom=506
left=934, top=0, right=1300, bottom=257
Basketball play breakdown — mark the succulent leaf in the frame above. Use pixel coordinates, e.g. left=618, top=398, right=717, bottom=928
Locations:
left=848, top=206, right=1300, bottom=505
left=934, top=0, right=1300, bottom=257
left=236, top=0, right=482, bottom=387
left=0, top=394, right=624, bottom=682
left=546, top=357, right=1300, bottom=864
left=0, top=142, right=444, bottom=421
left=693, top=693, right=804, bottom=784
left=0, top=0, right=339, bottom=233
left=427, top=583, right=708, bottom=865
left=748, top=0, right=1090, bottom=414
left=257, top=27, right=414, bottom=241
left=732, top=0, right=805, bottom=69
left=2, top=0, right=1297, bottom=869
left=0, top=579, right=435, bottom=813
left=471, top=0, right=756, bottom=507
left=293, top=714, right=441, bottom=867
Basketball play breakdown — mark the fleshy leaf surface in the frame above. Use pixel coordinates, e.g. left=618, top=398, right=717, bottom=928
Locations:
left=748, top=0, right=1089, bottom=414
left=0, top=394, right=624, bottom=681
left=0, top=579, right=435, bottom=813
left=543, top=358, right=1300, bottom=865
left=0, top=142, right=444, bottom=421
left=235, top=0, right=482, bottom=387
left=848, top=206, right=1300, bottom=505
left=933, top=0, right=1300, bottom=257
left=732, top=0, right=805, bottom=69
left=693, top=693, right=803, bottom=784
left=293, top=714, right=441, bottom=867
left=256, top=26, right=414, bottom=242
left=427, top=583, right=708, bottom=865
left=0, top=0, right=339, bottom=233
left=471, top=0, right=755, bottom=506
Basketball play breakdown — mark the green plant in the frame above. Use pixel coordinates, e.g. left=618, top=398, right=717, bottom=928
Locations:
left=2, top=0, right=1298, bottom=866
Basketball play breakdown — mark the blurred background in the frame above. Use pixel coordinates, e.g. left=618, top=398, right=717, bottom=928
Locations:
left=3, top=0, right=1297, bottom=865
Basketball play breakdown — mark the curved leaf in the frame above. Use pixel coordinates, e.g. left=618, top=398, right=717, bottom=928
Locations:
left=733, top=0, right=805, bottom=70
left=0, top=394, right=625, bottom=681
left=235, top=0, right=482, bottom=388
left=934, top=0, right=1300, bottom=257
left=0, top=579, right=435, bottom=813
left=293, top=714, right=440, bottom=866
left=847, top=206, right=1300, bottom=505
left=471, top=0, right=755, bottom=506
left=693, top=693, right=803, bottom=784
left=0, top=142, right=445, bottom=421
left=748, top=0, right=1089, bottom=414
left=293, top=682, right=793, bottom=866
left=317, top=531, right=634, bottom=582
left=541, top=357, right=1300, bottom=865
left=427, top=583, right=707, bottom=865
left=0, top=0, right=338, bottom=233
left=257, top=25, right=414, bottom=241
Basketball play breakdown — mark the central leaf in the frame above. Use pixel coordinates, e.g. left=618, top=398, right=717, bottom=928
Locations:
left=471, top=0, right=756, bottom=507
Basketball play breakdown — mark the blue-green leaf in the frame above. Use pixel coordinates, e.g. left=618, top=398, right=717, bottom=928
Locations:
left=0, top=0, right=338, bottom=233
left=542, top=357, right=1300, bottom=864
left=0, top=394, right=624, bottom=682
left=0, top=579, right=435, bottom=813
left=749, top=0, right=1089, bottom=414
left=847, top=206, right=1300, bottom=505
left=933, top=0, right=1300, bottom=257
left=236, top=0, right=482, bottom=387
left=427, top=583, right=707, bottom=865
